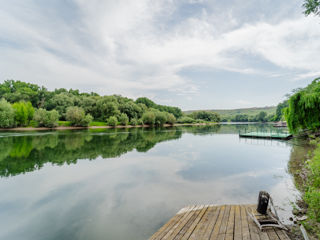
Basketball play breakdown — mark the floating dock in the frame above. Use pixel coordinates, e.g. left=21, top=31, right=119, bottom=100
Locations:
left=149, top=204, right=290, bottom=240
left=239, top=132, right=292, bottom=140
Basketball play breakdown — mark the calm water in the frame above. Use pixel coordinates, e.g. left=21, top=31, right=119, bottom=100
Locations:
left=0, top=124, right=303, bottom=240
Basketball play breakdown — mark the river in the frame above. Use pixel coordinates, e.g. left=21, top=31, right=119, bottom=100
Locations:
left=0, top=124, right=304, bottom=240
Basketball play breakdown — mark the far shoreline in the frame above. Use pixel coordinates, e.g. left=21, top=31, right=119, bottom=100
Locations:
left=0, top=122, right=220, bottom=131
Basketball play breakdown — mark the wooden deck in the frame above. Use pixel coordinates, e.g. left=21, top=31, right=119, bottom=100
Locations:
left=149, top=204, right=290, bottom=240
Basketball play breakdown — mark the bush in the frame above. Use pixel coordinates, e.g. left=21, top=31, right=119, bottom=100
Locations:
left=142, top=111, right=155, bottom=125
left=107, top=116, right=117, bottom=126
left=0, top=99, right=15, bottom=128
left=177, top=116, right=194, bottom=123
left=155, top=111, right=167, bottom=126
left=12, top=101, right=34, bottom=126
left=137, top=119, right=144, bottom=125
left=33, top=108, right=59, bottom=128
left=66, top=106, right=92, bottom=126
left=130, top=118, right=138, bottom=126
left=119, top=113, right=129, bottom=125
left=166, top=113, right=176, bottom=125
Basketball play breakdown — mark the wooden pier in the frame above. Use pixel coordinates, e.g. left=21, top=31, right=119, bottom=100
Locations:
left=149, top=204, right=290, bottom=240
left=239, top=132, right=292, bottom=140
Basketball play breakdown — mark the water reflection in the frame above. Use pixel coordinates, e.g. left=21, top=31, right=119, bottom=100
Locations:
left=0, top=124, right=303, bottom=240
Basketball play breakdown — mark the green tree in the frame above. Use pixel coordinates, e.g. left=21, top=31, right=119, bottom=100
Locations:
left=12, top=101, right=34, bottom=126
left=142, top=111, right=155, bottom=125
left=119, top=113, right=129, bottom=125
left=275, top=100, right=288, bottom=121
left=303, top=0, right=320, bottom=16
left=107, top=116, right=118, bottom=126
left=66, top=106, right=93, bottom=126
left=0, top=99, right=15, bottom=128
left=155, top=111, right=167, bottom=126
left=166, top=113, right=176, bottom=124
left=33, top=108, right=59, bottom=128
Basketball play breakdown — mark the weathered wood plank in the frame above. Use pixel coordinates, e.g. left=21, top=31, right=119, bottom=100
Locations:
left=240, top=205, right=251, bottom=240
left=275, top=229, right=290, bottom=240
left=247, top=206, right=261, bottom=240
left=150, top=206, right=192, bottom=240
left=181, top=205, right=209, bottom=239
left=217, top=205, right=231, bottom=240
left=160, top=205, right=197, bottom=240
left=188, top=205, right=213, bottom=240
left=266, top=229, right=280, bottom=240
left=209, top=205, right=226, bottom=240
left=225, top=205, right=235, bottom=240
left=234, top=205, right=242, bottom=240
left=172, top=205, right=204, bottom=240
left=202, top=206, right=221, bottom=240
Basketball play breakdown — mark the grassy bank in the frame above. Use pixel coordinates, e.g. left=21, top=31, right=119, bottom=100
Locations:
left=289, top=137, right=320, bottom=239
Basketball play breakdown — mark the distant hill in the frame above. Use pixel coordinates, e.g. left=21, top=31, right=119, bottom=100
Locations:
left=184, top=106, right=276, bottom=120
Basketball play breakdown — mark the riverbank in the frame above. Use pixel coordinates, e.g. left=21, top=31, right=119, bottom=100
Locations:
left=0, top=122, right=218, bottom=131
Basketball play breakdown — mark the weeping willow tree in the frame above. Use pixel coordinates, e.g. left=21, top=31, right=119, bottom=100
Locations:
left=285, top=78, right=320, bottom=133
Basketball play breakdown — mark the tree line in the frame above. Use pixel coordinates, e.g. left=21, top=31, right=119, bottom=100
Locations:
left=0, top=80, right=221, bottom=128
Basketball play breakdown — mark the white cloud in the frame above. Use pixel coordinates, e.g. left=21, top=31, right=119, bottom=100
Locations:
left=0, top=0, right=320, bottom=106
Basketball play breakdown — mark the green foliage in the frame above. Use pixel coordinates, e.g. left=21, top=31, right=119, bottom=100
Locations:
left=119, top=113, right=129, bottom=125
left=154, top=111, right=167, bottom=126
left=303, top=0, right=320, bottom=16
left=142, top=111, right=156, bottom=125
left=33, top=108, right=59, bottom=128
left=0, top=80, right=184, bottom=128
left=137, top=119, right=144, bottom=125
left=107, top=116, right=118, bottom=126
left=166, top=113, right=176, bottom=124
left=189, top=111, right=220, bottom=122
left=177, top=116, right=194, bottom=123
left=130, top=118, right=138, bottom=126
left=58, top=121, right=71, bottom=126
left=12, top=101, right=34, bottom=126
left=275, top=100, right=288, bottom=121
left=0, top=98, right=15, bottom=128
left=285, top=78, right=320, bottom=133
left=89, top=121, right=106, bottom=126
left=66, top=106, right=93, bottom=127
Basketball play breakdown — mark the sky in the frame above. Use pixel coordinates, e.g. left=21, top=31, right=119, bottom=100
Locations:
left=1, top=0, right=320, bottom=110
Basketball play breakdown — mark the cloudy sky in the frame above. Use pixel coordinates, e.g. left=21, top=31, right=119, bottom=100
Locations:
left=1, top=0, right=320, bottom=110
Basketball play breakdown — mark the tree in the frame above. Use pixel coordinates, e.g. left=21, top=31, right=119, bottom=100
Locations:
left=12, top=101, right=34, bottom=126
left=0, top=99, right=15, bottom=128
left=166, top=113, right=176, bottom=124
left=66, top=106, right=93, bottom=126
left=33, top=109, right=59, bottom=128
left=142, top=111, right=156, bottom=125
left=303, top=0, right=320, bottom=16
left=256, top=111, right=267, bottom=122
left=275, top=100, right=288, bottom=121
left=285, top=78, right=320, bottom=133
left=107, top=116, right=118, bottom=126
left=119, top=113, right=129, bottom=125
left=155, top=111, right=167, bottom=126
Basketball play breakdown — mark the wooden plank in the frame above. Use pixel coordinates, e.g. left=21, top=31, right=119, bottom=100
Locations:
left=188, top=205, right=214, bottom=240
left=274, top=229, right=290, bottom=240
left=217, top=205, right=231, bottom=240
left=160, top=205, right=198, bottom=240
left=225, top=205, right=235, bottom=240
left=202, top=206, right=221, bottom=240
left=181, top=205, right=209, bottom=239
left=234, top=205, right=242, bottom=240
left=209, top=205, right=226, bottom=240
left=266, top=229, right=280, bottom=240
left=247, top=205, right=261, bottom=240
left=172, top=205, right=204, bottom=240
left=149, top=206, right=191, bottom=240
left=240, top=205, right=251, bottom=240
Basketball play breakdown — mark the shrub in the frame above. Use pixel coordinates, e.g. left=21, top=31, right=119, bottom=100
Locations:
left=33, top=108, right=59, bottom=128
left=142, top=111, right=155, bottom=125
left=166, top=113, right=176, bottom=125
left=119, top=113, right=129, bottom=125
left=0, top=99, right=15, bottom=128
left=155, top=111, right=167, bottom=126
left=130, top=118, right=138, bottom=126
left=107, top=116, right=117, bottom=126
left=137, top=119, right=144, bottom=125
left=12, top=101, right=34, bottom=126
left=66, top=106, right=92, bottom=126
left=177, top=116, right=194, bottom=123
